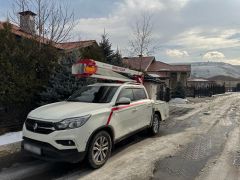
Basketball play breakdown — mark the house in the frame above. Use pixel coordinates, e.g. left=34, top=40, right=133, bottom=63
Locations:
left=123, top=56, right=191, bottom=90
left=0, top=11, right=97, bottom=53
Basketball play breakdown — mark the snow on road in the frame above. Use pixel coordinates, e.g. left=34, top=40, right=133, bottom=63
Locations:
left=196, top=127, right=240, bottom=180
left=59, top=93, right=240, bottom=180
left=0, top=93, right=239, bottom=180
left=170, top=98, right=189, bottom=104
left=196, top=109, right=240, bottom=180
left=0, top=131, right=22, bottom=146
left=153, top=94, right=240, bottom=180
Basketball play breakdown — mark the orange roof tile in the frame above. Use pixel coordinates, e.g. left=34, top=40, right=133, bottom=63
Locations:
left=55, top=40, right=97, bottom=51
left=148, top=61, right=191, bottom=72
left=0, top=21, right=96, bottom=51
left=123, top=56, right=155, bottom=71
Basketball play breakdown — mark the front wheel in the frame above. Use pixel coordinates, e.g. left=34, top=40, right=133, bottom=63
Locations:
left=149, top=113, right=160, bottom=135
left=87, top=131, right=112, bottom=169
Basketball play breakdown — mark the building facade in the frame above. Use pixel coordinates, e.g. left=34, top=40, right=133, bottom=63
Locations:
left=123, top=56, right=191, bottom=90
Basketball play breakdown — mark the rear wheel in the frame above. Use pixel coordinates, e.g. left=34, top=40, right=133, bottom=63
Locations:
left=149, top=113, right=160, bottom=135
left=87, top=131, right=112, bottom=169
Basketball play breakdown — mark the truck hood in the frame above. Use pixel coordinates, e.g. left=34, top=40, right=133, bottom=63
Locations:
left=28, top=101, right=110, bottom=122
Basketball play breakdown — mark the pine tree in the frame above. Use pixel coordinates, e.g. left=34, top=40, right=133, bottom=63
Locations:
left=172, top=82, right=186, bottom=99
left=99, top=31, right=114, bottom=63
left=112, top=48, right=123, bottom=66
left=99, top=31, right=123, bottom=66
left=80, top=44, right=105, bottom=62
left=0, top=23, right=59, bottom=124
left=38, top=52, right=96, bottom=105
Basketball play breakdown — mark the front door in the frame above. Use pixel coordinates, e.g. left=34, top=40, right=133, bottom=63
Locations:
left=112, top=88, right=138, bottom=139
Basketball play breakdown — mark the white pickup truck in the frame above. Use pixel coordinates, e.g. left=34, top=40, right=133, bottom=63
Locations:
left=22, top=82, right=169, bottom=168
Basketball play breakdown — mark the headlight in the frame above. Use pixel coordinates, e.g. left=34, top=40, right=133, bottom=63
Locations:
left=55, top=115, right=91, bottom=130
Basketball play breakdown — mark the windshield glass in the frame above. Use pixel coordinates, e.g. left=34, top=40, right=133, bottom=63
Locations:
left=67, top=86, right=119, bottom=103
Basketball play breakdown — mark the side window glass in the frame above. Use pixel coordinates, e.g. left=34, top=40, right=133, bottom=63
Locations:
left=117, top=88, right=134, bottom=101
left=133, top=88, right=147, bottom=101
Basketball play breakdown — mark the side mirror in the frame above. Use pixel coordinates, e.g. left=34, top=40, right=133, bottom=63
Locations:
left=115, top=97, right=131, bottom=106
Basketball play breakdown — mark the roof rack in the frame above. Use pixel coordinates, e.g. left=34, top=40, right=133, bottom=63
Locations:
left=72, top=59, right=144, bottom=83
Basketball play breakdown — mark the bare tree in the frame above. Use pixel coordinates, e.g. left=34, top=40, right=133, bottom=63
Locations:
left=9, top=0, right=74, bottom=44
left=9, top=0, right=30, bottom=24
left=129, top=13, right=155, bottom=57
left=129, top=13, right=157, bottom=71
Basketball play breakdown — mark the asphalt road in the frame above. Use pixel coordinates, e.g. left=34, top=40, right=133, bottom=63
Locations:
left=153, top=97, right=240, bottom=180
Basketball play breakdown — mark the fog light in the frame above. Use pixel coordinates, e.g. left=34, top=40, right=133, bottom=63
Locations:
left=56, top=140, right=75, bottom=146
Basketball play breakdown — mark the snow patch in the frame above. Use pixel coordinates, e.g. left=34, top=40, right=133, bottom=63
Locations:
left=170, top=98, right=189, bottom=104
left=0, top=131, right=22, bottom=146
left=191, top=62, right=240, bottom=79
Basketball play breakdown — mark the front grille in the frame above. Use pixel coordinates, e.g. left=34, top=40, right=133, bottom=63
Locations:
left=25, top=118, right=55, bottom=134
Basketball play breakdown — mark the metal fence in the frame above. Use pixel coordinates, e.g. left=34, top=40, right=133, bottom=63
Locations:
left=187, top=85, right=226, bottom=97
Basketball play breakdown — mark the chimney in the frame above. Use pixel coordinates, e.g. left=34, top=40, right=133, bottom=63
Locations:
left=19, top=11, right=36, bottom=34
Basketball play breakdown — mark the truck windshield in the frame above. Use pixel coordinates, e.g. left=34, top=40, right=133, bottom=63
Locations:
left=67, top=86, right=119, bottom=103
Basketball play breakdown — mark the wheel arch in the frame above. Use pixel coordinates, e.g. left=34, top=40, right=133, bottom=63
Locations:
left=154, top=111, right=162, bottom=121
left=86, top=125, right=115, bottom=151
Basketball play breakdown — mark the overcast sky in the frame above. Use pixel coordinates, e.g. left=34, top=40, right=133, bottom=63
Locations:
left=1, top=0, right=240, bottom=65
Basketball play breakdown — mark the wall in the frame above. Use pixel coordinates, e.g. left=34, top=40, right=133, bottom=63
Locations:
left=170, top=72, right=189, bottom=89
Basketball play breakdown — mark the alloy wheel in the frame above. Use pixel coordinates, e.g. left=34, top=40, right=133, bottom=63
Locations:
left=92, top=136, right=109, bottom=164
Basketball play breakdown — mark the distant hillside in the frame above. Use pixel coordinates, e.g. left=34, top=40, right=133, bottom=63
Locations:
left=191, top=62, right=240, bottom=79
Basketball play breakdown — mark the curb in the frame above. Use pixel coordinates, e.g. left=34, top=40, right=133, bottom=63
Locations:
left=0, top=141, right=22, bottom=157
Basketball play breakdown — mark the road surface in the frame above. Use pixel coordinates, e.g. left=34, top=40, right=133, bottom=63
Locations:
left=0, top=93, right=239, bottom=180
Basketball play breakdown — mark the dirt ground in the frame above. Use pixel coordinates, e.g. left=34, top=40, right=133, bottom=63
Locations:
left=0, top=93, right=239, bottom=180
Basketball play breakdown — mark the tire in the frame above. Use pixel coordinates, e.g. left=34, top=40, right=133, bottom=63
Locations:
left=87, top=131, right=112, bottom=169
left=149, top=113, right=160, bottom=135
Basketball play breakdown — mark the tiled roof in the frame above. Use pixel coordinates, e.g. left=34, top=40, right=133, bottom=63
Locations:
left=0, top=22, right=37, bottom=40
left=148, top=72, right=170, bottom=78
left=170, top=64, right=191, bottom=72
left=147, top=61, right=172, bottom=71
left=148, top=61, right=191, bottom=72
left=123, top=56, right=191, bottom=73
left=0, top=21, right=96, bottom=51
left=123, top=56, right=155, bottom=71
left=55, top=40, right=97, bottom=51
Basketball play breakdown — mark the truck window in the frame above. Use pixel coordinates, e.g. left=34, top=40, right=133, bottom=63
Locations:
left=67, top=86, right=118, bottom=103
left=117, top=88, right=134, bottom=101
left=133, top=88, right=147, bottom=100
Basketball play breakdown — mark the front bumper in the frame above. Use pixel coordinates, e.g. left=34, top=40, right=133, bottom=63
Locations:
left=22, top=137, right=86, bottom=163
left=22, top=123, right=91, bottom=152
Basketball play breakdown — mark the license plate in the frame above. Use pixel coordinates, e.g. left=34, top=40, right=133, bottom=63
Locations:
left=24, top=143, right=41, bottom=155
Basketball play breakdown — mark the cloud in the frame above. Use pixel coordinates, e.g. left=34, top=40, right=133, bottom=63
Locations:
left=166, top=49, right=189, bottom=58
left=172, top=28, right=240, bottom=50
left=203, top=51, right=225, bottom=59
left=72, top=0, right=193, bottom=52
left=117, top=0, right=165, bottom=15
left=2, top=0, right=240, bottom=65
left=225, top=58, right=240, bottom=65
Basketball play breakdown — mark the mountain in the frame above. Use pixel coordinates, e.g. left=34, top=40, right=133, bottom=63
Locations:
left=191, top=62, right=240, bottom=79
